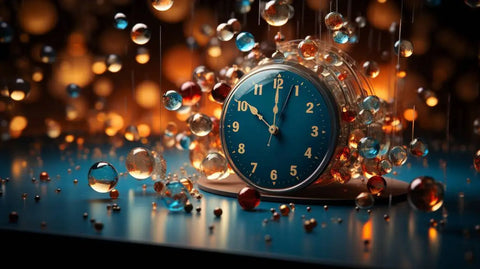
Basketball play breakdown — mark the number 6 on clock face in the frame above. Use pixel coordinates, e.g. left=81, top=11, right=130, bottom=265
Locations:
left=220, top=62, right=340, bottom=194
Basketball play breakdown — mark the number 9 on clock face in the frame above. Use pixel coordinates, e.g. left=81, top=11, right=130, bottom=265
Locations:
left=220, top=63, right=340, bottom=194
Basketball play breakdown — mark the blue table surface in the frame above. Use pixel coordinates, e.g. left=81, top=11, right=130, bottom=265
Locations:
left=0, top=137, right=479, bottom=268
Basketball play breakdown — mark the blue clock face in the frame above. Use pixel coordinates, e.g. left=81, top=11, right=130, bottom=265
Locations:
left=220, top=62, right=339, bottom=193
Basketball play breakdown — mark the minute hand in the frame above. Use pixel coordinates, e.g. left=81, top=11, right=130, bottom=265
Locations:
left=278, top=84, right=295, bottom=125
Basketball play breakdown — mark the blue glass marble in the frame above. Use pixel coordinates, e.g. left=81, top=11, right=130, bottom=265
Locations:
left=66, top=83, right=81, bottom=98
left=358, top=109, right=374, bottom=125
left=161, top=181, right=189, bottom=212
left=113, top=13, right=128, bottom=30
left=87, top=161, right=119, bottom=193
left=235, top=32, right=255, bottom=52
left=162, top=90, right=183, bottom=111
left=348, top=34, right=358, bottom=44
left=235, top=0, right=252, bottom=14
left=176, top=133, right=191, bottom=150
left=0, top=21, right=13, bottom=43
left=362, top=95, right=381, bottom=114
left=409, top=138, right=429, bottom=157
left=332, top=30, right=349, bottom=44
left=358, top=137, right=380, bottom=159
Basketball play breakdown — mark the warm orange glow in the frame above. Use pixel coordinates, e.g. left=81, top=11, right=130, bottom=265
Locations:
left=105, top=127, right=118, bottom=137
left=105, top=112, right=124, bottom=135
left=18, top=0, right=58, bottom=35
left=124, top=132, right=137, bottom=142
left=362, top=219, right=372, bottom=241
left=107, top=62, right=122, bottom=73
left=136, top=47, right=150, bottom=64
left=10, top=91, right=26, bottom=101
left=92, top=59, right=107, bottom=75
left=183, top=8, right=216, bottom=47
left=213, top=107, right=222, bottom=119
left=367, top=0, right=400, bottom=30
left=136, top=80, right=160, bottom=109
left=65, top=134, right=75, bottom=143
left=428, top=227, right=438, bottom=242
left=207, top=45, right=222, bottom=58
left=67, top=32, right=87, bottom=56
left=426, top=96, right=438, bottom=107
left=53, top=52, right=94, bottom=93
left=396, top=70, right=407, bottom=78
left=163, top=45, right=200, bottom=86
left=403, top=108, right=418, bottom=122
left=137, top=123, right=151, bottom=138
left=10, top=116, right=28, bottom=132
left=93, top=77, right=113, bottom=97
left=377, top=0, right=387, bottom=3
left=76, top=137, right=85, bottom=145
left=32, top=70, right=44, bottom=82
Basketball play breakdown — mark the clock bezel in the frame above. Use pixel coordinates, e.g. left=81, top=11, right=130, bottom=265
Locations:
left=220, top=60, right=341, bottom=194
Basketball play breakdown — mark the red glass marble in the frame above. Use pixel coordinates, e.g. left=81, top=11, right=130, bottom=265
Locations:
left=109, top=189, right=119, bottom=199
left=298, top=36, right=318, bottom=60
left=407, top=176, right=444, bottom=212
left=211, top=81, right=231, bottom=103
left=213, top=207, right=223, bottom=217
left=474, top=149, right=480, bottom=172
left=153, top=181, right=165, bottom=193
left=39, top=171, right=49, bottom=181
left=279, top=204, right=290, bottom=216
left=367, top=175, right=387, bottom=196
left=179, top=81, right=201, bottom=106
left=237, top=186, right=261, bottom=210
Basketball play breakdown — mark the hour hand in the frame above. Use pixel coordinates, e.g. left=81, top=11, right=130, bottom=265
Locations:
left=248, top=104, right=272, bottom=128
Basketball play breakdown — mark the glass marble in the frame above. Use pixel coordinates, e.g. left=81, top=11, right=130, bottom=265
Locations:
left=474, top=150, right=480, bottom=173
left=214, top=207, right=223, bottom=217
left=227, top=18, right=242, bottom=34
left=216, top=23, right=234, bottom=41
left=394, top=40, right=414, bottom=58
left=388, top=146, right=408, bottom=166
left=274, top=31, right=285, bottom=42
left=298, top=37, right=318, bottom=60
left=378, top=159, right=393, bottom=175
left=358, top=109, right=374, bottom=125
left=355, top=16, right=367, bottom=28
left=236, top=32, right=255, bottom=52
left=153, top=181, right=165, bottom=193
left=175, top=132, right=192, bottom=150
left=124, top=125, right=140, bottom=141
left=165, top=121, right=178, bottom=136
left=262, top=0, right=291, bottom=27
left=162, top=90, right=183, bottom=111
left=113, top=13, right=128, bottom=30
left=180, top=178, right=193, bottom=192
left=235, top=0, right=251, bottom=13
left=201, top=152, right=228, bottom=180
left=151, top=150, right=167, bottom=181
left=409, top=138, right=429, bottom=157
left=348, top=129, right=365, bottom=149
left=88, top=161, right=118, bottom=193
left=179, top=81, right=201, bottom=106
left=151, top=0, right=174, bottom=11
left=465, top=0, right=480, bottom=8
left=225, top=65, right=245, bottom=85
left=9, top=78, right=30, bottom=101
left=188, top=113, right=213, bottom=137
left=109, top=189, right=119, bottom=199
left=162, top=180, right=189, bottom=212
left=105, top=54, right=122, bottom=73
left=131, top=23, right=151, bottom=45
left=362, top=157, right=381, bottom=177
left=362, top=95, right=381, bottom=114
left=362, top=61, right=380, bottom=78
left=332, top=29, right=349, bottom=44
left=323, top=52, right=340, bottom=66
left=407, top=176, right=444, bottom=212
left=211, top=81, right=231, bottom=103
left=66, top=83, right=81, bottom=98
left=192, top=65, right=216, bottom=92
left=279, top=204, right=290, bottom=216
left=324, top=12, right=344, bottom=31
left=125, top=147, right=155, bottom=180
left=358, top=137, right=380, bottom=159
left=355, top=192, right=374, bottom=209
left=367, top=176, right=386, bottom=196
left=40, top=45, right=56, bottom=63
left=0, top=21, right=13, bottom=43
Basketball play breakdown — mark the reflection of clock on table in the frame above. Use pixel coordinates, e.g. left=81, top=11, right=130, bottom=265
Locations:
left=198, top=39, right=408, bottom=204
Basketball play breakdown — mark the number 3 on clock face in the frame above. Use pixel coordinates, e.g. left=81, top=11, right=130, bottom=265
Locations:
left=220, top=62, right=340, bottom=194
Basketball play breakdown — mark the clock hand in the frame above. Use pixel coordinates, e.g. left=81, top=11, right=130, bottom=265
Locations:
left=236, top=99, right=272, bottom=129
left=278, top=84, right=295, bottom=125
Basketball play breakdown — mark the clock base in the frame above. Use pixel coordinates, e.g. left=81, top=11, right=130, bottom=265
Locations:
left=197, top=174, right=408, bottom=205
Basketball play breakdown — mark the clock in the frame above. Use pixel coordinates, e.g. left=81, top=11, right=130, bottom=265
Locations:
left=220, top=59, right=341, bottom=194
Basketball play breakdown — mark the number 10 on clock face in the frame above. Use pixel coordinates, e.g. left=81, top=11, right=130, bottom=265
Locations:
left=220, top=63, right=339, bottom=193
